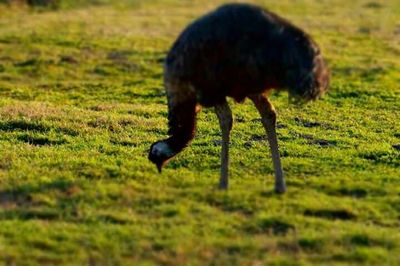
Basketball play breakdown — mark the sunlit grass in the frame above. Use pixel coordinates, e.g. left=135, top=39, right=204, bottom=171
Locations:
left=0, top=0, right=399, bottom=265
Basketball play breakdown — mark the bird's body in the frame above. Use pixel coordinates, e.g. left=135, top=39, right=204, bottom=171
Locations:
left=149, top=3, right=330, bottom=192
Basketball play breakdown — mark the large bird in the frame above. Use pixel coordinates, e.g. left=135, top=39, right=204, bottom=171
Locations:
left=148, top=3, right=330, bottom=193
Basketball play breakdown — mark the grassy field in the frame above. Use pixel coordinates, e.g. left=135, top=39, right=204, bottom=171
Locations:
left=0, top=0, right=399, bottom=265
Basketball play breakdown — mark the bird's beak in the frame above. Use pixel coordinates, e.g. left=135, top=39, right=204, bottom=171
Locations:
left=156, top=163, right=162, bottom=173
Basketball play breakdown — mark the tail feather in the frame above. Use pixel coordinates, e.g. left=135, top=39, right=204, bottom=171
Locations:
left=285, top=39, right=330, bottom=103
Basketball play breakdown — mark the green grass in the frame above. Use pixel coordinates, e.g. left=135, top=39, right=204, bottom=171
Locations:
left=0, top=0, right=399, bottom=265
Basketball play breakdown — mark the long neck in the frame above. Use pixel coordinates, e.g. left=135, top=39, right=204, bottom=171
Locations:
left=165, top=95, right=197, bottom=154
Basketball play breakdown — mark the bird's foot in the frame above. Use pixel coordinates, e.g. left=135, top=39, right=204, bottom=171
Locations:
left=274, top=184, right=286, bottom=194
left=218, top=181, right=228, bottom=190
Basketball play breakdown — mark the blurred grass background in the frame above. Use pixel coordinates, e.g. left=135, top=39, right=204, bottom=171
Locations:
left=0, top=0, right=399, bottom=265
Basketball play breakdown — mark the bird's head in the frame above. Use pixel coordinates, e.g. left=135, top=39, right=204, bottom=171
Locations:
left=148, top=140, right=177, bottom=173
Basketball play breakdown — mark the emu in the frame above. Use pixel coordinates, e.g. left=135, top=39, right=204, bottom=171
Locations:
left=148, top=3, right=330, bottom=193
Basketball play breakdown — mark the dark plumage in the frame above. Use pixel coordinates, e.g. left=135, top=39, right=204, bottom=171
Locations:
left=148, top=3, right=330, bottom=192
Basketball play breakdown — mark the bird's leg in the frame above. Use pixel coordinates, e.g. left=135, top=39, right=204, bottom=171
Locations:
left=214, top=101, right=233, bottom=190
left=250, top=94, right=286, bottom=193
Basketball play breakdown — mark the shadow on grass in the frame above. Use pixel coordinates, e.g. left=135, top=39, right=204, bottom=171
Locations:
left=304, top=209, right=356, bottom=221
left=0, top=120, right=79, bottom=136
left=243, top=217, right=295, bottom=236
left=360, top=151, right=400, bottom=167
left=17, top=134, right=68, bottom=146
